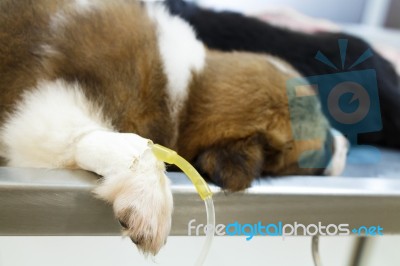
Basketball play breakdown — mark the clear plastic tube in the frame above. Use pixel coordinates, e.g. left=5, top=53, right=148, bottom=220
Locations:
left=195, top=197, right=215, bottom=266
left=150, top=142, right=215, bottom=265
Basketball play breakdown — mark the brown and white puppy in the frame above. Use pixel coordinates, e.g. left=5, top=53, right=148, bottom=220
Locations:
left=0, top=0, right=347, bottom=255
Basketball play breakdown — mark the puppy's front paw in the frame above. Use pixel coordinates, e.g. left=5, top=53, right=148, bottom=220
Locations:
left=94, top=150, right=173, bottom=255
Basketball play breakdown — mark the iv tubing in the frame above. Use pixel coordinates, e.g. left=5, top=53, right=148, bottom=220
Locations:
left=150, top=143, right=215, bottom=266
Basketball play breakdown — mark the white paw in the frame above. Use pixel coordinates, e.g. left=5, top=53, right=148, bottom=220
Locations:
left=94, top=149, right=173, bottom=255
left=75, top=131, right=173, bottom=255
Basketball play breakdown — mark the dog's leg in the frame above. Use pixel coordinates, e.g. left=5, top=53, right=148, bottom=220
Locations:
left=0, top=79, right=173, bottom=255
left=194, top=135, right=264, bottom=191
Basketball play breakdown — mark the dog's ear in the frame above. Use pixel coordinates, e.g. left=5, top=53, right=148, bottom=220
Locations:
left=194, top=135, right=264, bottom=191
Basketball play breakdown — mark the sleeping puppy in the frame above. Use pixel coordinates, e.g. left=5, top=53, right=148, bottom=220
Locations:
left=0, top=0, right=346, bottom=255
left=165, top=0, right=400, bottom=149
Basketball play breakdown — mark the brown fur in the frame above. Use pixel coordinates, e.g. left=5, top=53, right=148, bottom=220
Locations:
left=0, top=0, right=175, bottom=146
left=0, top=0, right=330, bottom=192
left=179, top=51, right=329, bottom=190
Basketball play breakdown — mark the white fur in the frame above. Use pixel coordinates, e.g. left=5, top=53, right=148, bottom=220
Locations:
left=145, top=4, right=206, bottom=119
left=1, top=79, right=111, bottom=167
left=0, top=79, right=173, bottom=254
left=324, top=129, right=348, bottom=176
left=77, top=131, right=173, bottom=254
left=39, top=44, right=61, bottom=58
left=49, top=10, right=68, bottom=32
left=74, top=0, right=93, bottom=10
left=50, top=0, right=100, bottom=31
left=267, top=56, right=297, bottom=75
left=74, top=0, right=101, bottom=13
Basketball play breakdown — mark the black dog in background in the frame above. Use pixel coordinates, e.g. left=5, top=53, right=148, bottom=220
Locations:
left=165, top=0, right=400, bottom=149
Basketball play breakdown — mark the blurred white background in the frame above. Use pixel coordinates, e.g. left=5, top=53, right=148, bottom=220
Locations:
left=1, top=236, right=400, bottom=266
left=196, top=0, right=399, bottom=28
